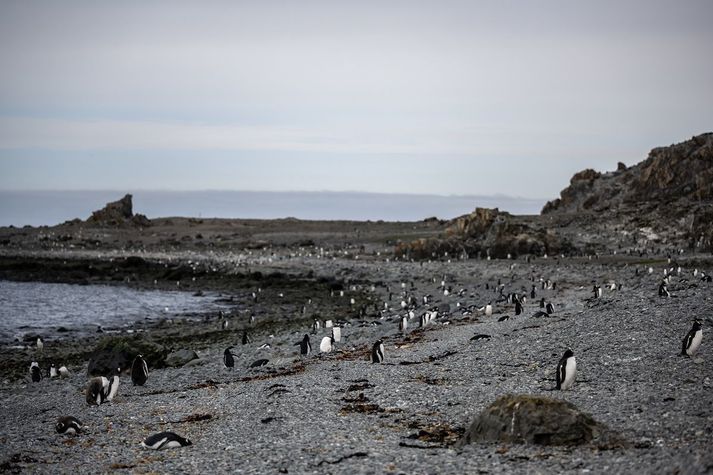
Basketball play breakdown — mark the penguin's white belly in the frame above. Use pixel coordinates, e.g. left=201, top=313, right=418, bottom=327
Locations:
left=332, top=327, right=341, bottom=342
left=562, top=357, right=577, bottom=390
left=688, top=330, right=703, bottom=356
left=320, top=337, right=332, bottom=353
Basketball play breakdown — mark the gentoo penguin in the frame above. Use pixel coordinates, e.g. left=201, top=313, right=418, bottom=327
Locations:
left=86, top=369, right=120, bottom=405
left=141, top=432, right=192, bottom=450
left=555, top=349, right=576, bottom=390
left=223, top=347, right=236, bottom=369
left=242, top=330, right=251, bottom=345
left=36, top=336, right=44, bottom=353
left=49, top=364, right=58, bottom=378
left=249, top=358, right=269, bottom=368
left=58, top=365, right=70, bottom=379
left=30, top=362, right=41, bottom=382
left=131, top=355, right=149, bottom=386
left=331, top=327, right=341, bottom=343
left=485, top=303, right=493, bottom=317
left=56, top=416, right=83, bottom=435
left=530, top=285, right=536, bottom=299
left=546, top=302, right=555, bottom=315
left=515, top=300, right=523, bottom=316
left=540, top=298, right=545, bottom=308
left=221, top=319, right=229, bottom=330
left=320, top=336, right=335, bottom=353
left=497, top=315, right=510, bottom=322
left=371, top=339, right=385, bottom=363
left=658, top=281, right=670, bottom=298
left=680, top=319, right=703, bottom=357
left=312, top=319, right=321, bottom=334
left=399, top=315, right=408, bottom=333
left=299, top=334, right=311, bottom=356
left=593, top=285, right=602, bottom=299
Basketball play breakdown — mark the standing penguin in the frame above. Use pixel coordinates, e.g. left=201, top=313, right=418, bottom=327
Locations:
left=30, top=362, right=42, bottom=383
left=485, top=302, right=493, bottom=317
left=56, top=416, right=83, bottom=435
left=546, top=302, right=555, bottom=315
left=223, top=347, right=236, bottom=369
left=371, top=339, right=385, bottom=363
left=131, top=355, right=149, bottom=386
left=593, top=285, right=602, bottom=299
left=539, top=297, right=545, bottom=309
left=515, top=300, right=523, bottom=316
left=555, top=349, right=577, bottom=390
left=399, top=315, right=408, bottom=333
left=320, top=336, right=334, bottom=353
left=299, top=334, right=311, bottom=356
left=530, top=285, right=536, bottom=299
left=242, top=329, right=251, bottom=345
left=36, top=336, right=44, bottom=353
left=49, top=364, right=58, bottom=378
left=680, top=319, right=703, bottom=357
left=658, top=281, right=670, bottom=298
left=331, top=327, right=341, bottom=343
left=312, top=319, right=321, bottom=334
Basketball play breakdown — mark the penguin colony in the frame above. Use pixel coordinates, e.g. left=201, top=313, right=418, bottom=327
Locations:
left=23, top=251, right=707, bottom=458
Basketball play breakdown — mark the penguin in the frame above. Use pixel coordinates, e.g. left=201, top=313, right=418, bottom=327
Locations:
left=540, top=297, right=545, bottom=309
left=56, top=416, right=83, bottom=435
left=419, top=313, right=428, bottom=328
left=221, top=319, right=229, bottom=330
left=680, top=319, right=703, bottom=357
left=532, top=311, right=549, bottom=318
left=515, top=300, right=522, bottom=316
left=530, top=285, right=536, bottom=299
left=223, top=347, right=236, bottom=369
left=249, top=358, right=269, bottom=368
left=331, top=327, right=341, bottom=343
left=86, top=369, right=120, bottom=405
left=593, top=285, right=602, bottom=298
left=555, top=349, right=576, bottom=390
left=49, top=364, right=58, bottom=378
left=485, top=302, right=493, bottom=317
left=242, top=330, right=251, bottom=345
left=131, top=355, right=149, bottom=386
left=371, top=339, right=385, bottom=363
left=312, top=319, right=321, bottom=334
left=30, top=362, right=41, bottom=382
left=36, top=336, right=44, bottom=353
left=320, top=336, right=334, bottom=353
left=497, top=315, right=510, bottom=322
left=58, top=365, right=70, bottom=379
left=658, top=281, right=670, bottom=298
left=299, top=334, right=311, bottom=356
left=399, top=315, right=408, bottom=333
left=141, top=432, right=192, bottom=450
left=546, top=302, right=555, bottom=315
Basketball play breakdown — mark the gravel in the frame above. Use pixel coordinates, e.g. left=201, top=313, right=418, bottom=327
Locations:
left=1, top=255, right=712, bottom=474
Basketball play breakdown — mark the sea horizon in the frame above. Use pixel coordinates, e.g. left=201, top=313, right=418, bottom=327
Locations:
left=0, top=189, right=547, bottom=227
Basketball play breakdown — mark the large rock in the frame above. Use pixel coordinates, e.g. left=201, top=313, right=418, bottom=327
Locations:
left=87, top=335, right=168, bottom=376
left=459, top=394, right=613, bottom=447
left=165, top=349, right=199, bottom=367
left=86, top=194, right=151, bottom=227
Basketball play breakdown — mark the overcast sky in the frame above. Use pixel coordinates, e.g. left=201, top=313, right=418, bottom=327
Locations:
left=0, top=0, right=711, bottom=198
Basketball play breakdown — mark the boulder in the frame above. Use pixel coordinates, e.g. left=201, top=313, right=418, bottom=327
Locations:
left=165, top=349, right=199, bottom=367
left=86, top=335, right=167, bottom=376
left=459, top=394, right=615, bottom=447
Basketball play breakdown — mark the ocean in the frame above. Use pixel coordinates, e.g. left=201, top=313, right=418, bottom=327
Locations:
left=0, top=190, right=545, bottom=227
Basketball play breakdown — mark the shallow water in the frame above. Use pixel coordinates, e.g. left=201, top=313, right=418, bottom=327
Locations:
left=0, top=280, right=227, bottom=342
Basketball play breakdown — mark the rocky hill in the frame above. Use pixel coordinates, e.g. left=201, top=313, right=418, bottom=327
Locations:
left=85, top=194, right=151, bottom=227
left=396, top=133, right=713, bottom=258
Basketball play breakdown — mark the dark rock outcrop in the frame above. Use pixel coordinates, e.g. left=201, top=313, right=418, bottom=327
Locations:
left=459, top=394, right=621, bottom=447
left=395, top=208, right=573, bottom=259
left=86, top=194, right=151, bottom=227
left=87, top=335, right=167, bottom=376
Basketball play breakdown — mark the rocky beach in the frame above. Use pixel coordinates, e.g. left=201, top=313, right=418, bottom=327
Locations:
left=1, top=134, right=712, bottom=474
